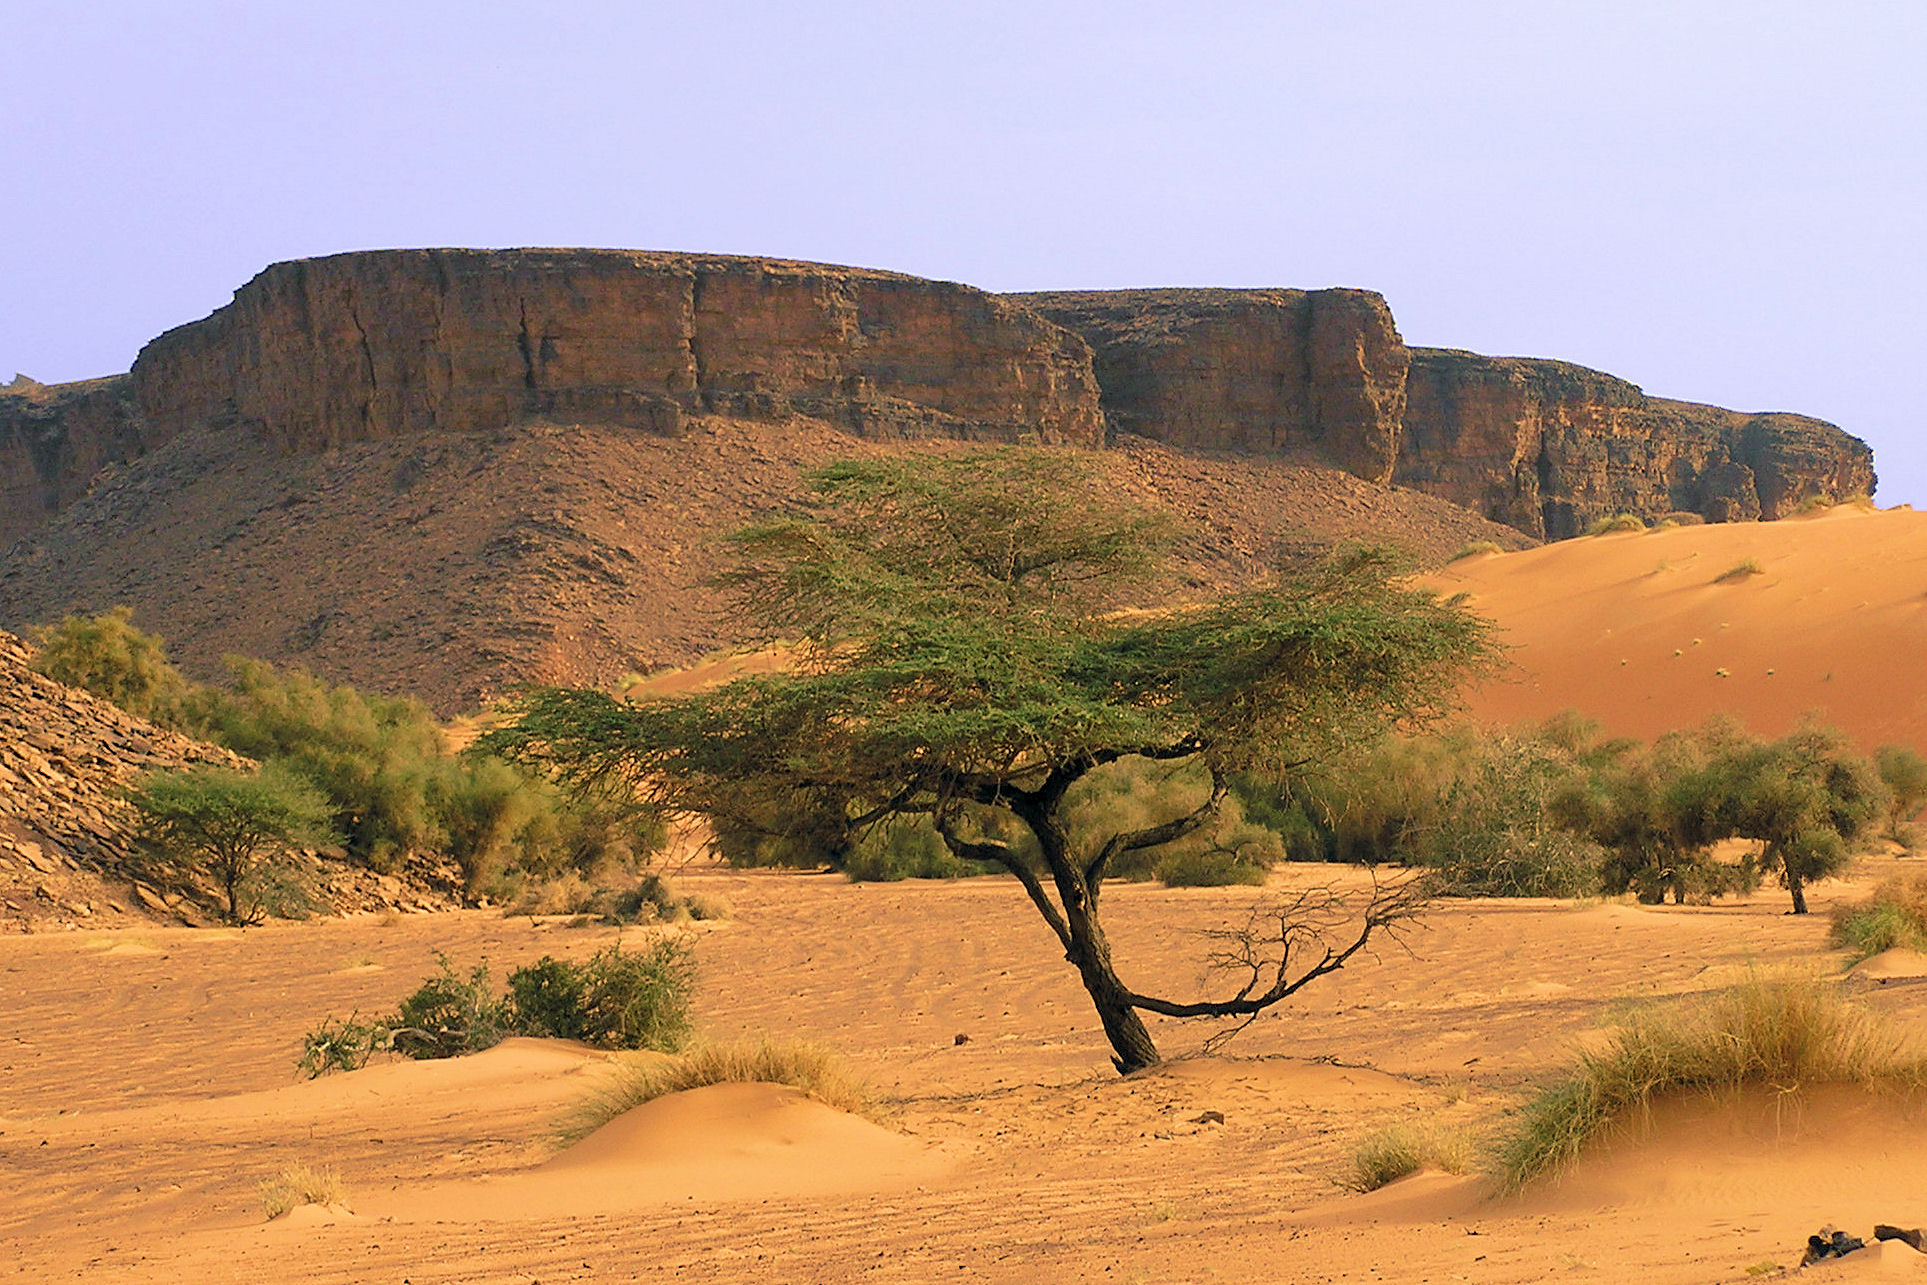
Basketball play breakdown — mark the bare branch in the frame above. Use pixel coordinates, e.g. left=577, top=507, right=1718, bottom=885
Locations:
left=1124, top=874, right=1430, bottom=1021
left=935, top=812, right=1073, bottom=953
left=1084, top=766, right=1228, bottom=887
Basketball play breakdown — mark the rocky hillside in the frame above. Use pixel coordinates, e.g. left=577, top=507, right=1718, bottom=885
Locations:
left=0, top=418, right=1530, bottom=715
left=0, top=630, right=466, bottom=932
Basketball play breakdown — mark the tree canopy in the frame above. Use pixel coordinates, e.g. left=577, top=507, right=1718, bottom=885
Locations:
left=482, top=451, right=1500, bottom=1073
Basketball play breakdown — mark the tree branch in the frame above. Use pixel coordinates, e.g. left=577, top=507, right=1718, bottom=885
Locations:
left=934, top=812, right=1074, bottom=953
left=1123, top=875, right=1428, bottom=1021
left=1084, top=766, right=1229, bottom=887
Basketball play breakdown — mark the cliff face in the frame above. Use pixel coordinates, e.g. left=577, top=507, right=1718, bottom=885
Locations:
left=1015, top=288, right=1408, bottom=483
left=1397, top=349, right=1877, bottom=538
left=0, top=376, right=147, bottom=548
left=130, top=249, right=1105, bottom=452
left=3, top=251, right=1879, bottom=550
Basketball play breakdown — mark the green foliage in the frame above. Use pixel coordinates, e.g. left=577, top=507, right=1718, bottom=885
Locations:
left=841, top=814, right=1005, bottom=881
left=1448, top=540, right=1504, bottom=562
left=391, top=956, right=508, bottom=1059
left=1422, top=736, right=1600, bottom=897
left=301, top=938, right=696, bottom=1076
left=127, top=762, right=338, bottom=923
left=1830, top=870, right=1927, bottom=962
left=1584, top=513, right=1648, bottom=535
left=1875, top=745, right=1927, bottom=841
left=30, top=606, right=195, bottom=729
left=1719, top=724, right=1888, bottom=914
left=1491, top=976, right=1926, bottom=1192
left=481, top=450, right=1496, bottom=1074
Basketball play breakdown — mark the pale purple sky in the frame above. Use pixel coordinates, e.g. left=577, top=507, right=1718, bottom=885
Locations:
left=6, top=2, right=1922, bottom=505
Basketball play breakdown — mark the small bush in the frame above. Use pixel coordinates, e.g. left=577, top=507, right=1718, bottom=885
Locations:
left=1585, top=513, right=1647, bottom=536
left=562, top=1037, right=874, bottom=1142
left=564, top=938, right=697, bottom=1052
left=1449, top=540, right=1504, bottom=562
left=1491, top=976, right=1927, bottom=1192
left=1831, top=870, right=1927, bottom=962
left=1343, top=1122, right=1474, bottom=1191
left=843, top=814, right=1003, bottom=881
left=260, top=1162, right=346, bottom=1218
left=297, top=1012, right=390, bottom=1077
left=1713, top=559, right=1764, bottom=584
left=391, top=956, right=508, bottom=1060
left=29, top=606, right=196, bottom=730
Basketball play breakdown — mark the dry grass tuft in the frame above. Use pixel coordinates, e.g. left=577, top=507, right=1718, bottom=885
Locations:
left=259, top=1162, right=346, bottom=1219
left=1713, top=558, right=1765, bottom=584
left=1491, top=975, right=1927, bottom=1193
left=1832, top=870, right=1927, bottom=962
left=1585, top=513, right=1648, bottom=536
left=1449, top=540, right=1505, bottom=562
left=560, top=1037, right=878, bottom=1143
left=1343, top=1122, right=1476, bottom=1191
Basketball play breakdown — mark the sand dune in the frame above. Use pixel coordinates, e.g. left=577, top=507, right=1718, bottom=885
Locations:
left=1429, top=505, right=1927, bottom=748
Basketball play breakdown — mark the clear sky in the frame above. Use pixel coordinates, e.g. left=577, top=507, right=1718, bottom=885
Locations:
left=6, top=2, right=1922, bottom=505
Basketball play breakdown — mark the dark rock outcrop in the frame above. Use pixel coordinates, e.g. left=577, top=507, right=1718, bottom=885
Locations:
left=0, top=376, right=148, bottom=548
left=1396, top=348, right=1876, bottom=538
left=1016, top=288, right=1408, bottom=483
left=131, top=249, right=1105, bottom=453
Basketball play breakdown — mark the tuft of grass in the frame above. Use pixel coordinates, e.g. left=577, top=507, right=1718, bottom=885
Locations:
left=1831, top=871, right=1927, bottom=962
left=1713, top=558, right=1764, bottom=584
left=1449, top=540, right=1505, bottom=562
left=1585, top=513, right=1647, bottom=536
left=1491, top=976, right=1927, bottom=1193
left=561, top=1037, right=876, bottom=1142
left=1343, top=1122, right=1475, bottom=1191
left=260, top=1162, right=345, bottom=1219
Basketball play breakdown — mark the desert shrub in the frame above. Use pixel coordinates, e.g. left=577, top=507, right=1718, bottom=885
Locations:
left=556, top=938, right=697, bottom=1051
left=29, top=606, right=196, bottom=730
left=1343, top=1122, right=1474, bottom=1191
left=1449, top=540, right=1504, bottom=562
left=1423, top=737, right=1601, bottom=897
left=297, top=1012, right=391, bottom=1077
left=1062, top=757, right=1280, bottom=887
left=1491, top=976, right=1927, bottom=1192
left=127, top=761, right=339, bottom=923
left=390, top=956, right=508, bottom=1060
left=506, top=956, right=591, bottom=1041
left=259, top=1162, right=346, bottom=1219
left=1718, top=723, right=1888, bottom=914
left=709, top=785, right=858, bottom=869
left=1713, top=558, right=1764, bottom=583
left=562, top=1037, right=874, bottom=1142
left=1584, top=513, right=1647, bottom=536
left=1875, top=745, right=1927, bottom=841
left=1830, top=870, right=1927, bottom=962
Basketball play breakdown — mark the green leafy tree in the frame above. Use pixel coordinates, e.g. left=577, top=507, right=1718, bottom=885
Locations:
left=30, top=606, right=195, bottom=729
left=1874, top=745, right=1927, bottom=842
left=481, top=452, right=1496, bottom=1074
left=127, top=762, right=339, bottom=923
left=1723, top=725, right=1887, bottom=915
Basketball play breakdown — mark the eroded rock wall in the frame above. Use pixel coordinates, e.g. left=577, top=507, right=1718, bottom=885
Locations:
left=130, top=249, right=1106, bottom=452
left=1396, top=348, right=1876, bottom=538
left=1014, top=288, right=1408, bottom=483
left=0, top=376, right=147, bottom=548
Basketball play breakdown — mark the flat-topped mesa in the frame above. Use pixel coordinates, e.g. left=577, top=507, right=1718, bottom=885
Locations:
left=1013, top=287, right=1408, bottom=484
left=1398, top=348, right=1877, bottom=539
left=130, top=249, right=1106, bottom=452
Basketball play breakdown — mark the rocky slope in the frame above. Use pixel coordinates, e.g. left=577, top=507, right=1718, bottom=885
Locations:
left=0, top=418, right=1530, bottom=715
left=0, top=375, right=147, bottom=547
left=1397, top=348, right=1877, bottom=538
left=0, top=630, right=463, bottom=932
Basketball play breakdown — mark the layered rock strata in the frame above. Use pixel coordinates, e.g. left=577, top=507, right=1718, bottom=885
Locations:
left=130, top=249, right=1105, bottom=452
left=0, top=376, right=147, bottom=547
left=1395, top=348, right=1877, bottom=539
left=1015, top=288, right=1408, bottom=483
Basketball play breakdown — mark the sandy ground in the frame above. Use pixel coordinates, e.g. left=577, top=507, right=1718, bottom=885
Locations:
left=5, top=858, right=1925, bottom=1285
left=1429, top=505, right=1927, bottom=749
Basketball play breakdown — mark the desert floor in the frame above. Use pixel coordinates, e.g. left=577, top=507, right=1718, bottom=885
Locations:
left=5, top=858, right=1926, bottom=1284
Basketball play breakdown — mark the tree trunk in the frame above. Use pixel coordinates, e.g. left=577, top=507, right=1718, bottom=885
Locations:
left=1016, top=796, right=1163, bottom=1074
left=1788, top=870, right=1809, bottom=915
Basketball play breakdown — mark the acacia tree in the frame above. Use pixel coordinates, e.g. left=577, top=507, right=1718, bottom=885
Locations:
left=128, top=762, right=338, bottom=923
left=1724, top=725, right=1887, bottom=915
left=481, top=452, right=1497, bottom=1073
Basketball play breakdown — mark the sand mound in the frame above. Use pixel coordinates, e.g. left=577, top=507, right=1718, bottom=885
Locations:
left=375, top=1081, right=952, bottom=1221
left=1851, top=948, right=1927, bottom=981
left=1427, top=505, right=1927, bottom=748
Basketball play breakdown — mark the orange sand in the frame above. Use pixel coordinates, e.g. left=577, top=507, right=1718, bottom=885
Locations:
left=1427, top=505, right=1927, bottom=748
